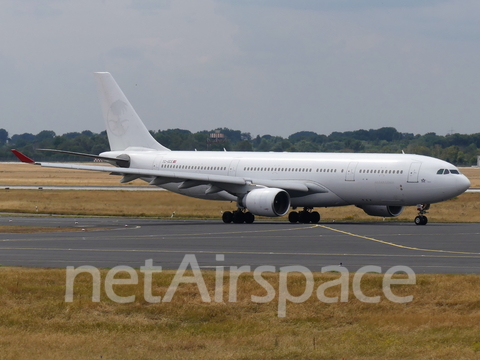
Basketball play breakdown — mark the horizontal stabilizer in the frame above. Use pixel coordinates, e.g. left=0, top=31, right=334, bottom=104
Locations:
left=37, top=149, right=130, bottom=167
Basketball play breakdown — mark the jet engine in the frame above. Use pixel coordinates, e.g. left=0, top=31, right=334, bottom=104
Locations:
left=359, top=205, right=404, bottom=217
left=243, top=188, right=290, bottom=217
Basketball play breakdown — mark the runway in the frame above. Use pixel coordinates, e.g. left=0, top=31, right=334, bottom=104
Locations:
left=1, top=215, right=480, bottom=274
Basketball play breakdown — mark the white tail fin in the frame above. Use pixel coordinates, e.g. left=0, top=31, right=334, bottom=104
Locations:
left=94, top=72, right=170, bottom=152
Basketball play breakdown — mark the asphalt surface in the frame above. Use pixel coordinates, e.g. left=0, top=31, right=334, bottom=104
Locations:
left=1, top=215, right=480, bottom=274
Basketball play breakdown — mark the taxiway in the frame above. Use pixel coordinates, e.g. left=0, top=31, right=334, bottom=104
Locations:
left=1, top=216, right=479, bottom=273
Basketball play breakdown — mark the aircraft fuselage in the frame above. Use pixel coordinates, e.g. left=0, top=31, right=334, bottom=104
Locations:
left=102, top=149, right=470, bottom=208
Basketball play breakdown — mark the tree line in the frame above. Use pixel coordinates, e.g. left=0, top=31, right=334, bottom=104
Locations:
left=0, top=127, right=479, bottom=166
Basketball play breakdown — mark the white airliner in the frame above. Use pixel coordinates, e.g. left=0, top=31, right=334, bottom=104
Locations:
left=12, top=72, right=470, bottom=225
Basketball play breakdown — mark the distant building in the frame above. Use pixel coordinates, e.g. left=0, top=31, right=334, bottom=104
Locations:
left=208, top=130, right=226, bottom=143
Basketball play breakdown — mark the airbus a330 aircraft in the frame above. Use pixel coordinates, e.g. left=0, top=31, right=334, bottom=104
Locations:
left=12, top=72, right=471, bottom=225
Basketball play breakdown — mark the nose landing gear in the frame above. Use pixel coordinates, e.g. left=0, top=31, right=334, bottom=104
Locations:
left=414, top=204, right=430, bottom=225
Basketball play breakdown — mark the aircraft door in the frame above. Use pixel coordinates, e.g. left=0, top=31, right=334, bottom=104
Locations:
left=152, top=155, right=163, bottom=170
left=228, top=159, right=240, bottom=177
left=407, top=162, right=421, bottom=183
left=345, top=161, right=358, bottom=181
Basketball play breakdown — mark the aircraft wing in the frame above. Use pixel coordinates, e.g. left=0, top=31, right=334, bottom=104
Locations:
left=11, top=150, right=328, bottom=194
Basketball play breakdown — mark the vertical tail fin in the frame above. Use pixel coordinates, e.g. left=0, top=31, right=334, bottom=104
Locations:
left=94, top=72, right=169, bottom=152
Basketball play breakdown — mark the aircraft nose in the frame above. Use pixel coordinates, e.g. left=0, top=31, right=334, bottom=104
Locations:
left=458, top=175, right=471, bottom=192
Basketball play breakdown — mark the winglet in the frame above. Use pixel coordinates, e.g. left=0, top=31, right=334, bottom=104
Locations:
left=11, top=149, right=36, bottom=163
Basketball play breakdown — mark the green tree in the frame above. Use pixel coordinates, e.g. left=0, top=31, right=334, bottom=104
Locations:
left=0, top=128, right=8, bottom=145
left=234, top=140, right=253, bottom=151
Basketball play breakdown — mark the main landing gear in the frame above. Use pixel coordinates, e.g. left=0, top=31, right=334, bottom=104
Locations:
left=414, top=204, right=430, bottom=225
left=222, top=209, right=255, bottom=224
left=288, top=208, right=320, bottom=224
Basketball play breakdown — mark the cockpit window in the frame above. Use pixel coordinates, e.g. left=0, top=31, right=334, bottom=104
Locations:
left=437, top=168, right=460, bottom=175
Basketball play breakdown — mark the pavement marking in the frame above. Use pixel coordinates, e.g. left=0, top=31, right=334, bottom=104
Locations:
left=1, top=246, right=480, bottom=259
left=0, top=224, right=320, bottom=242
left=318, top=224, right=480, bottom=256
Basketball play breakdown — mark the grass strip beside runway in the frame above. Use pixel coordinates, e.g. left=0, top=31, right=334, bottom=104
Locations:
left=0, top=267, right=479, bottom=359
left=1, top=189, right=480, bottom=223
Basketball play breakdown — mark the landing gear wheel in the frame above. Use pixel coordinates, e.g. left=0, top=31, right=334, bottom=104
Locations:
left=232, top=210, right=245, bottom=224
left=289, top=208, right=321, bottom=224
left=415, top=204, right=430, bottom=225
left=222, top=211, right=233, bottom=223
left=310, top=211, right=320, bottom=224
left=299, top=211, right=310, bottom=224
left=244, top=212, right=255, bottom=224
left=289, top=211, right=299, bottom=223
left=414, top=215, right=428, bottom=225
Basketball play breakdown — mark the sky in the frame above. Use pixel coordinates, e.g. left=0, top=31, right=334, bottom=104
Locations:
left=1, top=0, right=480, bottom=138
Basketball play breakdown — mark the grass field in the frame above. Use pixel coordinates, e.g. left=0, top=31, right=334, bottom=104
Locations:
left=1, top=268, right=480, bottom=359
left=0, top=189, right=479, bottom=223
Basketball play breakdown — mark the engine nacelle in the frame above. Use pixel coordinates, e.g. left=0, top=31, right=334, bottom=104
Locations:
left=359, top=205, right=404, bottom=217
left=243, top=188, right=290, bottom=217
